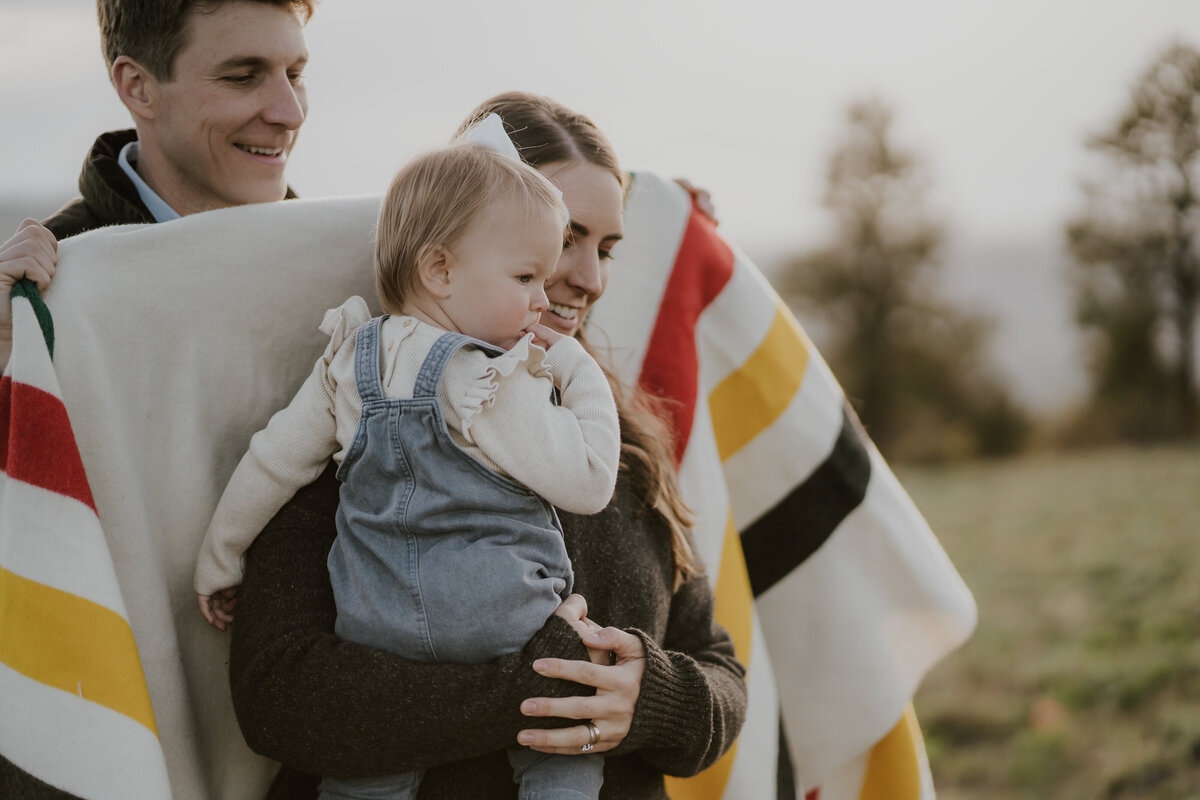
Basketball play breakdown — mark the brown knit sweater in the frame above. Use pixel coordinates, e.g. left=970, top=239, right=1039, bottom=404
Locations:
left=230, top=465, right=746, bottom=799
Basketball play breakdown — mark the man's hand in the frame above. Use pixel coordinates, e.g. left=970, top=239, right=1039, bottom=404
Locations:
left=1, top=219, right=58, bottom=314
left=1, top=219, right=58, bottom=369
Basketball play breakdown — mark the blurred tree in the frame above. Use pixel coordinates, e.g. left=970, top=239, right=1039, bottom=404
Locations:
left=781, top=97, right=1026, bottom=461
left=1067, top=41, right=1200, bottom=441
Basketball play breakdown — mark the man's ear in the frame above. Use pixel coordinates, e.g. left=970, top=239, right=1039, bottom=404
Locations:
left=416, top=244, right=454, bottom=299
left=111, top=56, right=157, bottom=121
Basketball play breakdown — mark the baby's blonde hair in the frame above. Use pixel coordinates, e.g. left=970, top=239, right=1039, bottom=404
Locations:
left=374, top=143, right=567, bottom=315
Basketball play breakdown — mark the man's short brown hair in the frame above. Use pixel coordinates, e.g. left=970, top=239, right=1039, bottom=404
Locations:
left=97, top=0, right=314, bottom=80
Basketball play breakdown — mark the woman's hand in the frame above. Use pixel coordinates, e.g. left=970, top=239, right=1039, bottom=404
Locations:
left=517, top=624, right=646, bottom=755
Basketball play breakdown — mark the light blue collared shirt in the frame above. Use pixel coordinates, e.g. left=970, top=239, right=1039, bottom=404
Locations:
left=117, top=141, right=181, bottom=223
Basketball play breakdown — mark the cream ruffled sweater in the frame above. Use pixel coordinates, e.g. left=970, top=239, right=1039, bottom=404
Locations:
left=194, top=296, right=619, bottom=595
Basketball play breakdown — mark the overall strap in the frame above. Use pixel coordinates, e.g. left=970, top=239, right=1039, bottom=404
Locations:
left=413, top=332, right=505, bottom=399
left=353, top=316, right=387, bottom=403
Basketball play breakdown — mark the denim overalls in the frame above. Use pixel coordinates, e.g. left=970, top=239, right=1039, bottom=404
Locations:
left=319, top=318, right=603, bottom=800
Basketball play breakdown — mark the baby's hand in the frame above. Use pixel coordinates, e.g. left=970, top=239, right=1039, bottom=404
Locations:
left=524, top=322, right=563, bottom=349
left=554, top=593, right=611, bottom=666
left=197, top=587, right=239, bottom=631
left=578, top=617, right=611, bottom=666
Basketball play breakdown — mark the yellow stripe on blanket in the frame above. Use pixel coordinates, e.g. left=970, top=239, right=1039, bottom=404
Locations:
left=713, top=513, right=753, bottom=663
left=665, top=513, right=752, bottom=800
left=0, top=566, right=158, bottom=734
left=858, top=704, right=922, bottom=800
left=709, top=303, right=810, bottom=461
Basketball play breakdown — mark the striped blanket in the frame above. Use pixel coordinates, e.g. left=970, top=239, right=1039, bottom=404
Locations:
left=1, top=282, right=170, bottom=799
left=598, top=174, right=976, bottom=798
left=0, top=173, right=974, bottom=799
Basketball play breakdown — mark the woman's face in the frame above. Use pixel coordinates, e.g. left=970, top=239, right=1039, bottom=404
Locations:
left=537, top=160, right=625, bottom=338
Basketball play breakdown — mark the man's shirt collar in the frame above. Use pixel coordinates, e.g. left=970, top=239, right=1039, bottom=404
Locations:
left=117, top=140, right=181, bottom=223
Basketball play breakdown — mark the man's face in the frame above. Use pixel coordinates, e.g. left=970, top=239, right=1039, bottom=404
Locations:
left=141, top=1, right=309, bottom=214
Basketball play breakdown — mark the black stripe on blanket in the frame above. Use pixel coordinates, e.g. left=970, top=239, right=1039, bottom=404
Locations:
left=777, top=714, right=798, bottom=799
left=0, top=753, right=85, bottom=800
left=741, top=404, right=871, bottom=597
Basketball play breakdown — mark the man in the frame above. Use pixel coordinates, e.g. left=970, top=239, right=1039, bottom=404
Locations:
left=1, top=3, right=315, bottom=797
left=0, top=0, right=312, bottom=368
left=50, top=0, right=311, bottom=236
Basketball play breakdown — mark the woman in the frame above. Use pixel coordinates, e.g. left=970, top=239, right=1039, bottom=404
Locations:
left=229, top=92, right=747, bottom=799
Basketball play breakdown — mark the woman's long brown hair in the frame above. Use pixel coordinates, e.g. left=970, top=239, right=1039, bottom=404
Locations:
left=459, top=92, right=703, bottom=588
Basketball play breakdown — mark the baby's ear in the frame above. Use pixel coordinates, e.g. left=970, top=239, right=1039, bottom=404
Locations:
left=416, top=244, right=453, bottom=298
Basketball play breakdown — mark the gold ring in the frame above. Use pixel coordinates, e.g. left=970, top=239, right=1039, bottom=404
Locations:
left=580, top=721, right=600, bottom=752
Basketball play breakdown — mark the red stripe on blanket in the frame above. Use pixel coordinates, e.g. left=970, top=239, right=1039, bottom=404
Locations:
left=636, top=204, right=735, bottom=466
left=0, top=376, right=97, bottom=512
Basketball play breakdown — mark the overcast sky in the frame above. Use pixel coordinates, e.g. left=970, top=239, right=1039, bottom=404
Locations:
left=3, top=0, right=1199, bottom=409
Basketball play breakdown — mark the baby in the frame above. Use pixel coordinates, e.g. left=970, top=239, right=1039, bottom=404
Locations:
left=194, top=116, right=618, bottom=800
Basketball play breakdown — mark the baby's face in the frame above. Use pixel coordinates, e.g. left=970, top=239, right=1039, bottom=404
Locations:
left=441, top=197, right=564, bottom=350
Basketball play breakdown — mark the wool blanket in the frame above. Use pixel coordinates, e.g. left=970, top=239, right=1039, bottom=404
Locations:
left=0, top=172, right=975, bottom=799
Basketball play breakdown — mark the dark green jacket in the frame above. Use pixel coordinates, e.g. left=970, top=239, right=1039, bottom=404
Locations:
left=42, top=129, right=297, bottom=240
left=42, top=130, right=154, bottom=239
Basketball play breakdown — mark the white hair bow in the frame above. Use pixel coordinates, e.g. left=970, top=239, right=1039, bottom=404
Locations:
left=464, top=112, right=566, bottom=208
left=464, top=113, right=522, bottom=161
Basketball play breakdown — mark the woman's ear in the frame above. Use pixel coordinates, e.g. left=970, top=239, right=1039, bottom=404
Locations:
left=416, top=244, right=454, bottom=299
left=112, top=56, right=157, bottom=121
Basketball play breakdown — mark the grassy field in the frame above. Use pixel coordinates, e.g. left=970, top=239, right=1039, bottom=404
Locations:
left=898, top=445, right=1200, bottom=800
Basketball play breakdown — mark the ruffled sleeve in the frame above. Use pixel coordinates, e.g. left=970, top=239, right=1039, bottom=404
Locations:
left=317, top=295, right=373, bottom=366
left=455, top=332, right=552, bottom=441
left=450, top=333, right=620, bottom=514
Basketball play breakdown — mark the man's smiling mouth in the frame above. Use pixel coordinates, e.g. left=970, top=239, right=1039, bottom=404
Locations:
left=236, top=144, right=284, bottom=157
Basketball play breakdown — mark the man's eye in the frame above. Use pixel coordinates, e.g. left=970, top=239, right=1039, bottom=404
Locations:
left=288, top=71, right=305, bottom=86
left=599, top=249, right=614, bottom=261
left=222, top=74, right=254, bottom=85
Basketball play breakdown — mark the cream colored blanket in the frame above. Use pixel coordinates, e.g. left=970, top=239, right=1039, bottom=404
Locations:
left=4, top=174, right=974, bottom=799
left=41, top=196, right=382, bottom=800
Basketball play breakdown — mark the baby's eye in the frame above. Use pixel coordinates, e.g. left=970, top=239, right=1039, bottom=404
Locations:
left=517, top=275, right=533, bottom=285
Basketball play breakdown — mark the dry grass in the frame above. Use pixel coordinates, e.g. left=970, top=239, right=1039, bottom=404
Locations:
left=899, top=445, right=1200, bottom=800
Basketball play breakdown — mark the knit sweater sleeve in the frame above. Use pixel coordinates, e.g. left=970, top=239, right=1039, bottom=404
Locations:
left=228, top=465, right=594, bottom=778
left=619, top=572, right=748, bottom=777
left=194, top=360, right=339, bottom=595
left=195, top=298, right=370, bottom=595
